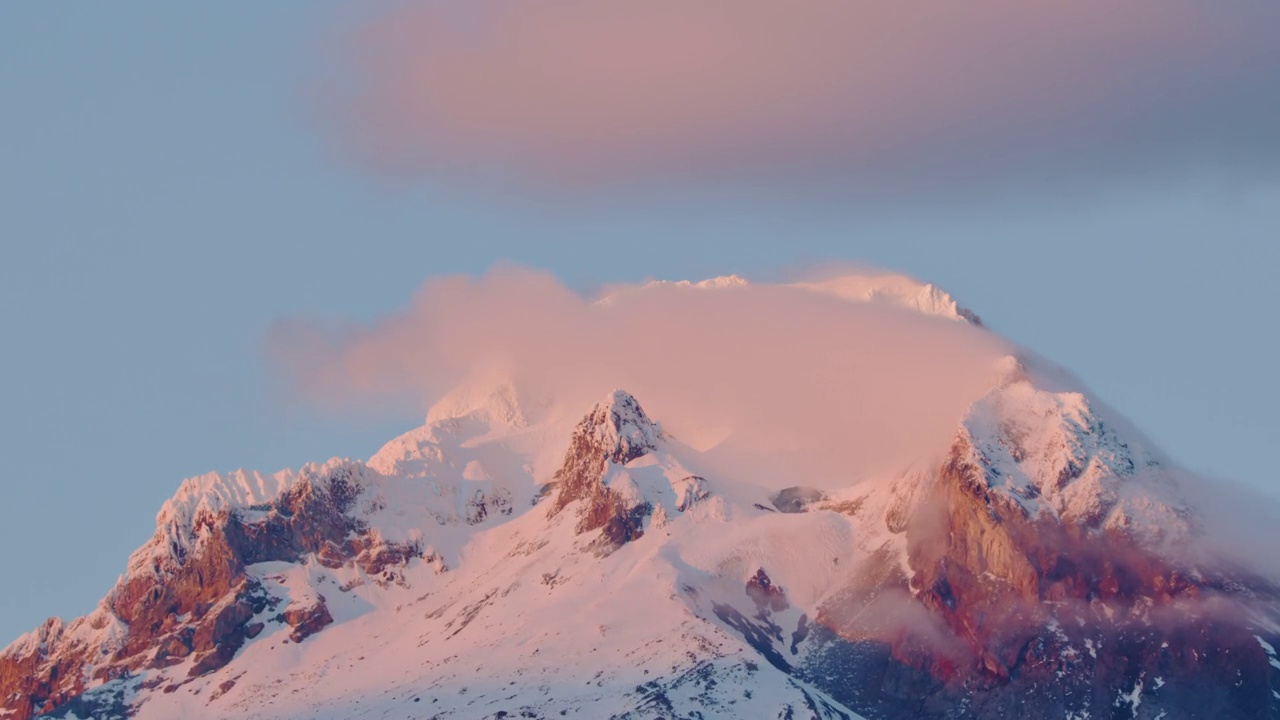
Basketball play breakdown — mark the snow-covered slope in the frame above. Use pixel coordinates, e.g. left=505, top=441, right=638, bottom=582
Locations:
left=599, top=270, right=982, bottom=324
left=3, top=286, right=1278, bottom=720
left=789, top=272, right=982, bottom=324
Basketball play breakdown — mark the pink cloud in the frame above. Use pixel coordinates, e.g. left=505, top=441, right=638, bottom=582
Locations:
left=318, top=0, right=1279, bottom=189
left=268, top=266, right=1014, bottom=482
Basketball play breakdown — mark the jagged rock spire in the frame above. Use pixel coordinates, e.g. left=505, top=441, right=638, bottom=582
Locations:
left=547, top=391, right=662, bottom=543
left=580, top=389, right=662, bottom=465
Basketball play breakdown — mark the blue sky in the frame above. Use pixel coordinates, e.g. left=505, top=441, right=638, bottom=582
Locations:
left=1, top=4, right=1278, bottom=643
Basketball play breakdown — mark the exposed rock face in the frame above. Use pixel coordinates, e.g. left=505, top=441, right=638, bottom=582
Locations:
left=0, top=464, right=420, bottom=720
left=884, top=475, right=1268, bottom=716
left=550, top=390, right=662, bottom=510
left=546, top=391, right=716, bottom=553
left=795, top=381, right=1280, bottom=719
left=548, top=390, right=663, bottom=543
left=279, top=601, right=333, bottom=644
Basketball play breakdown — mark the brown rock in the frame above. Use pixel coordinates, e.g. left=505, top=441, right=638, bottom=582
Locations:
left=0, top=465, right=419, bottom=720
left=281, top=601, right=334, bottom=643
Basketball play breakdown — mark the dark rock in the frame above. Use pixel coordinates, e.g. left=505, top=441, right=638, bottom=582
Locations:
left=548, top=391, right=661, bottom=548
left=746, top=569, right=789, bottom=614
left=771, top=486, right=827, bottom=514
left=282, top=601, right=333, bottom=643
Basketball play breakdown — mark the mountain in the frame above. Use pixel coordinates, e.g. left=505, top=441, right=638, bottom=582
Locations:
left=3, top=277, right=1279, bottom=720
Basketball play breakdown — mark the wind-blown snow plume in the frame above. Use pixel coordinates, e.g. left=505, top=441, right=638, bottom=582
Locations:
left=269, top=267, right=1011, bottom=485
left=319, top=0, right=1280, bottom=192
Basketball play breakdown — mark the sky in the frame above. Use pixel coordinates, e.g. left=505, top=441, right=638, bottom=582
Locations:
left=1, top=3, right=1278, bottom=644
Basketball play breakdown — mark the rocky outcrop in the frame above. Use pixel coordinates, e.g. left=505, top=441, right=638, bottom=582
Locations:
left=464, top=487, right=514, bottom=525
left=673, top=475, right=710, bottom=512
left=713, top=569, right=796, bottom=674
left=279, top=600, right=333, bottom=644
left=546, top=391, right=717, bottom=551
left=0, top=464, right=423, bottom=720
left=548, top=390, right=662, bottom=544
left=548, top=390, right=661, bottom=514
left=746, top=569, right=790, bottom=614
left=0, top=619, right=89, bottom=720
left=800, top=428, right=1280, bottom=719
left=771, top=486, right=827, bottom=514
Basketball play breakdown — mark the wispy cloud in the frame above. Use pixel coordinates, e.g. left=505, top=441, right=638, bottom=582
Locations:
left=318, top=1, right=1280, bottom=194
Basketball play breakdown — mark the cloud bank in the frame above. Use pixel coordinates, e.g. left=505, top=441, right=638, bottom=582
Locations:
left=268, top=267, right=1013, bottom=484
left=320, top=0, right=1280, bottom=192
left=269, top=266, right=1280, bottom=582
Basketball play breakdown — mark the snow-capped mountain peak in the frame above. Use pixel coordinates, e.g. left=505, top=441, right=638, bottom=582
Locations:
left=3, top=355, right=1278, bottom=719
left=543, top=389, right=708, bottom=550
left=948, top=358, right=1192, bottom=548
left=576, top=388, right=663, bottom=465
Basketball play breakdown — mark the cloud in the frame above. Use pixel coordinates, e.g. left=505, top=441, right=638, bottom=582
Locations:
left=268, top=266, right=1013, bottom=484
left=318, top=0, right=1280, bottom=193
left=268, top=265, right=1280, bottom=585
